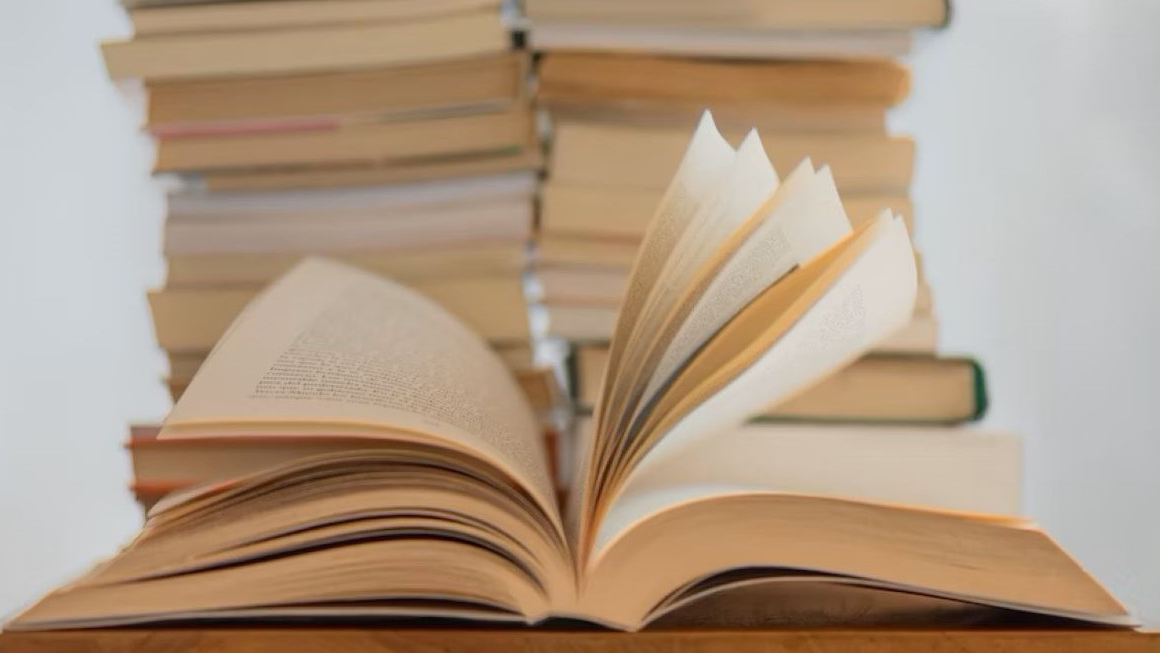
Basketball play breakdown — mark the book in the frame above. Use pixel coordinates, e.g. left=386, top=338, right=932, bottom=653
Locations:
left=527, top=24, right=915, bottom=60
left=538, top=233, right=641, bottom=269
left=574, top=346, right=984, bottom=424
left=154, top=106, right=533, bottom=172
left=163, top=182, right=535, bottom=255
left=149, top=275, right=532, bottom=351
left=541, top=181, right=913, bottom=240
left=163, top=202, right=532, bottom=254
left=181, top=147, right=543, bottom=192
left=129, top=0, right=504, bottom=37
left=167, top=170, right=536, bottom=222
left=147, top=52, right=528, bottom=136
left=102, top=10, right=509, bottom=81
left=164, top=242, right=529, bottom=287
left=6, top=115, right=1131, bottom=631
left=542, top=96, right=889, bottom=134
left=538, top=54, right=911, bottom=109
left=524, top=0, right=950, bottom=31
left=550, top=120, right=914, bottom=195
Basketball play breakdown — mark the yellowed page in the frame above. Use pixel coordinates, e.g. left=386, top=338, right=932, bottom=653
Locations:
left=623, top=131, right=779, bottom=364
left=632, top=163, right=853, bottom=428
left=161, top=258, right=559, bottom=527
left=593, top=112, right=733, bottom=425
left=597, top=130, right=778, bottom=481
left=597, top=213, right=917, bottom=551
left=581, top=111, right=733, bottom=534
left=581, top=494, right=1129, bottom=630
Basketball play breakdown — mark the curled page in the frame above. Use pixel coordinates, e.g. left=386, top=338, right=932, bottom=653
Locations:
left=601, top=130, right=779, bottom=464
left=629, top=163, right=852, bottom=434
left=597, top=213, right=917, bottom=551
left=581, top=112, right=734, bottom=533
left=595, top=112, right=734, bottom=427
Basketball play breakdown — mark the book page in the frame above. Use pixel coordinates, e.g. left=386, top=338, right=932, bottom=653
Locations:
left=592, top=418, right=1022, bottom=555
left=580, top=112, right=734, bottom=534
left=161, top=258, right=560, bottom=526
left=621, top=131, right=778, bottom=370
left=627, top=163, right=852, bottom=433
left=596, top=214, right=917, bottom=550
left=607, top=131, right=779, bottom=438
left=597, top=130, right=778, bottom=486
left=593, top=112, right=733, bottom=429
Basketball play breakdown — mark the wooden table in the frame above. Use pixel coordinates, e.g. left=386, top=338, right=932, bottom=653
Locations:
left=2, top=628, right=1158, bottom=652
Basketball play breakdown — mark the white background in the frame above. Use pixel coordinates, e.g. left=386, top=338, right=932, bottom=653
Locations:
left=1, top=0, right=1158, bottom=624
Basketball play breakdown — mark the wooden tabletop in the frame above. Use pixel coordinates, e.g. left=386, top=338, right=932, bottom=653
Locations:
left=1, top=628, right=1158, bottom=653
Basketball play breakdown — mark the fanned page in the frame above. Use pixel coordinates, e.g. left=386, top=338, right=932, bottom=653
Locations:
left=162, top=258, right=560, bottom=526
left=581, top=112, right=734, bottom=536
left=621, top=163, right=852, bottom=441
left=596, top=213, right=919, bottom=550
left=601, top=132, right=779, bottom=443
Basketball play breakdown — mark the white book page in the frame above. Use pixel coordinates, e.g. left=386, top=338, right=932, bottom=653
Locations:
left=597, top=112, right=734, bottom=409
left=604, top=131, right=778, bottom=440
left=624, top=131, right=779, bottom=361
left=595, top=215, right=917, bottom=552
left=162, top=258, right=559, bottom=527
left=575, top=417, right=1021, bottom=523
left=633, top=163, right=852, bottom=425
left=580, top=111, right=734, bottom=538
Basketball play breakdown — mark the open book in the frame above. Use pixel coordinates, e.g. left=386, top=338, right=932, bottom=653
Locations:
left=8, top=114, right=1131, bottom=631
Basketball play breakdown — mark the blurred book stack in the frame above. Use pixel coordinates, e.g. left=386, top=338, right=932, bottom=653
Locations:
left=522, top=0, right=1007, bottom=493
left=102, top=0, right=1014, bottom=514
left=101, top=0, right=565, bottom=508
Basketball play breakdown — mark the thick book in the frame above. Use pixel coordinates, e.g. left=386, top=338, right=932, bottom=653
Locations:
left=542, top=181, right=913, bottom=241
left=147, top=52, right=528, bottom=137
left=165, top=242, right=529, bottom=288
left=182, top=147, right=544, bottom=193
left=129, top=0, right=503, bottom=37
left=543, top=96, right=890, bottom=134
left=550, top=120, right=914, bottom=195
left=102, top=10, right=509, bottom=82
left=524, top=0, right=949, bottom=31
left=528, top=24, right=915, bottom=60
left=574, top=346, right=985, bottom=425
left=154, top=106, right=534, bottom=172
left=538, top=53, right=911, bottom=109
left=5, top=115, right=1131, bottom=631
left=163, top=170, right=535, bottom=254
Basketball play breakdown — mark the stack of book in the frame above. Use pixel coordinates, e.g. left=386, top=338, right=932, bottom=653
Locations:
left=101, top=0, right=560, bottom=508
left=522, top=0, right=995, bottom=487
left=529, top=0, right=942, bottom=349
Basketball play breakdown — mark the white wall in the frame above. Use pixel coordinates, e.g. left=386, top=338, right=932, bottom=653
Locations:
left=1, top=0, right=1158, bottom=624
left=891, top=0, right=1160, bottom=623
